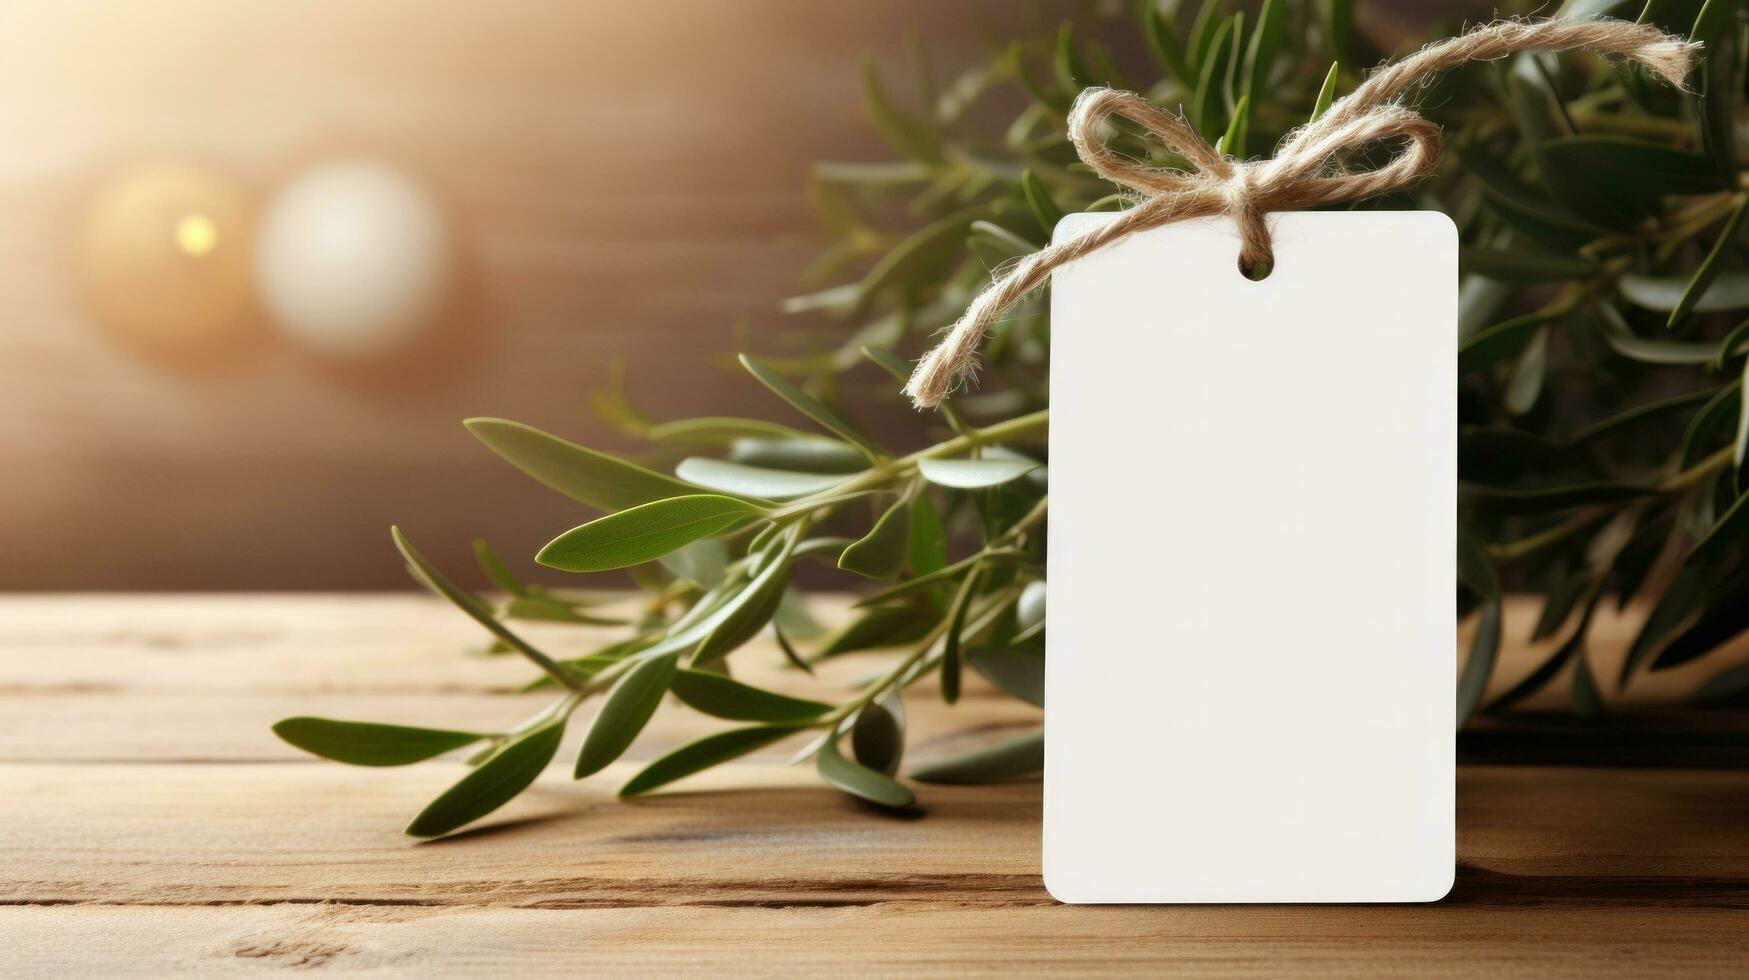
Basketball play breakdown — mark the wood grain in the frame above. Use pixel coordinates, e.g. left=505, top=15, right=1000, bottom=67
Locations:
left=2, top=594, right=1747, bottom=976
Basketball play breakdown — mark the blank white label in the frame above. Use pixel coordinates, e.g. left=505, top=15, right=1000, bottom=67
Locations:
left=1043, top=211, right=1456, bottom=904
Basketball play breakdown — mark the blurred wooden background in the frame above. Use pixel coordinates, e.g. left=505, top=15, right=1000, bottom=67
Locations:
left=0, top=0, right=1461, bottom=590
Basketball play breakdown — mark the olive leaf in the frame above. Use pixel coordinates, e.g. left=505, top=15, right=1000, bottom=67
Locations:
left=465, top=417, right=697, bottom=512
left=575, top=652, right=680, bottom=779
left=911, top=730, right=1044, bottom=785
left=967, top=647, right=1045, bottom=707
left=818, top=733, right=915, bottom=809
left=538, top=495, right=765, bottom=572
left=839, top=495, right=913, bottom=578
left=405, top=719, right=566, bottom=838
left=917, top=457, right=1040, bottom=488
left=273, top=718, right=487, bottom=767
left=675, top=458, right=845, bottom=500
left=670, top=669, right=831, bottom=723
left=739, top=355, right=883, bottom=460
left=621, top=725, right=807, bottom=797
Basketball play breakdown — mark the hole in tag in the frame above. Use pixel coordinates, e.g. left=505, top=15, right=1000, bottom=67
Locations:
left=1241, top=257, right=1273, bottom=281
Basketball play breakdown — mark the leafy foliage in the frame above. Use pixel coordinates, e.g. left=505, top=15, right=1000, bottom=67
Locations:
left=278, top=0, right=1749, bottom=836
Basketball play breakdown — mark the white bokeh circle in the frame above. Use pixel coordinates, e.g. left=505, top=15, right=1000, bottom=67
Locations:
left=255, top=160, right=452, bottom=359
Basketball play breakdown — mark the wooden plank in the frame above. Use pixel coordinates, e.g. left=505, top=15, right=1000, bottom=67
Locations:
left=3, top=763, right=1745, bottom=908
left=1, top=594, right=1744, bottom=764
left=4, top=595, right=1748, bottom=974
left=6, top=593, right=1742, bottom=704
left=4, top=903, right=1748, bottom=977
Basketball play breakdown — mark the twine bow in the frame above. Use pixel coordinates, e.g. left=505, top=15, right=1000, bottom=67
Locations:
left=903, top=17, right=1697, bottom=409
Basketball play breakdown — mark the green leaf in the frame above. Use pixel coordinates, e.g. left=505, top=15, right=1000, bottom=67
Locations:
left=1620, top=566, right=1707, bottom=683
left=1458, top=311, right=1555, bottom=375
left=1569, top=387, right=1722, bottom=446
left=967, top=647, right=1045, bottom=707
left=1321, top=0, right=1354, bottom=66
left=911, top=730, right=1044, bottom=785
left=1622, top=271, right=1749, bottom=314
left=394, top=527, right=576, bottom=688
left=1457, top=141, right=1605, bottom=250
left=1219, top=94, right=1250, bottom=158
left=1504, top=328, right=1550, bottom=416
left=575, top=652, right=680, bottom=779
left=772, top=622, right=814, bottom=674
left=1460, top=245, right=1598, bottom=283
left=1192, top=14, right=1238, bottom=141
left=1538, top=136, right=1720, bottom=229
left=907, top=493, right=949, bottom=577
left=861, top=345, right=914, bottom=382
left=1308, top=61, right=1339, bottom=123
left=1686, top=487, right=1749, bottom=567
left=1570, top=649, right=1605, bottom=716
left=1682, top=381, right=1743, bottom=466
left=917, top=457, right=1041, bottom=489
left=861, top=56, right=941, bottom=163
left=1241, top=0, right=1284, bottom=102
left=1738, top=358, right=1749, bottom=470
left=670, top=669, right=830, bottom=723
left=1698, top=9, right=1740, bottom=185
left=1185, top=0, right=1225, bottom=74
left=857, top=548, right=1034, bottom=607
left=465, top=418, right=697, bottom=512
left=852, top=697, right=905, bottom=776
left=1457, top=599, right=1501, bottom=726
left=537, top=495, right=764, bottom=573
left=1670, top=196, right=1749, bottom=328
left=646, top=416, right=809, bottom=445
left=1143, top=0, right=1194, bottom=85
left=1486, top=590, right=1601, bottom=713
left=1715, top=318, right=1749, bottom=368
left=729, top=437, right=867, bottom=475
left=856, top=209, right=980, bottom=313
left=818, top=734, right=914, bottom=808
left=1020, top=170, right=1064, bottom=237
left=969, top=219, right=1040, bottom=267
left=814, top=606, right=937, bottom=661
left=675, top=457, right=843, bottom=500
left=940, top=567, right=982, bottom=704
left=1462, top=481, right=1656, bottom=514
left=1595, top=303, right=1719, bottom=365
left=1693, top=0, right=1738, bottom=42
left=273, top=718, right=486, bottom=767
left=620, top=725, right=805, bottom=797
left=738, top=355, right=882, bottom=460
left=405, top=719, right=565, bottom=837
left=472, top=539, right=527, bottom=597
left=1052, top=22, right=1092, bottom=91
left=839, top=496, right=913, bottom=579
left=690, top=527, right=801, bottom=665
left=1016, top=580, right=1047, bottom=631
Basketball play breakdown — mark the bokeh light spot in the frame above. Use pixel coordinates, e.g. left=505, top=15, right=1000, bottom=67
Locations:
left=175, top=212, right=218, bottom=256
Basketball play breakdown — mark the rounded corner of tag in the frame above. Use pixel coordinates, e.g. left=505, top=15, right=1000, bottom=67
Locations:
left=1410, top=862, right=1458, bottom=904
left=1415, top=208, right=1460, bottom=245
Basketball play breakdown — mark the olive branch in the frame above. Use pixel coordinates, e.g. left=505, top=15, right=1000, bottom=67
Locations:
left=277, top=0, right=1749, bottom=836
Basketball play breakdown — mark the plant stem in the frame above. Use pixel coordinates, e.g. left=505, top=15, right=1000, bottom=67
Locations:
left=1487, top=447, right=1734, bottom=564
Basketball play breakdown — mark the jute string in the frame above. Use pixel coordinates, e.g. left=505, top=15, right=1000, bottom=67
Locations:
left=903, top=17, right=1696, bottom=409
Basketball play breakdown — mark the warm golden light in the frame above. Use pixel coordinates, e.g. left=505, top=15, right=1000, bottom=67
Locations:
left=175, top=212, right=218, bottom=256
left=78, top=164, right=260, bottom=366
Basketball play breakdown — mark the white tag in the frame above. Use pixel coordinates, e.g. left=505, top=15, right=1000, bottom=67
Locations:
left=1043, top=211, right=1456, bottom=904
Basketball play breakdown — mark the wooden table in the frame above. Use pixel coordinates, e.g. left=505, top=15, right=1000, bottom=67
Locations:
left=3, top=594, right=1746, bottom=976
